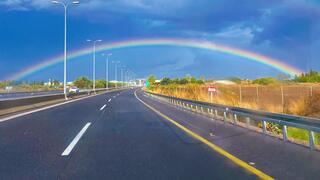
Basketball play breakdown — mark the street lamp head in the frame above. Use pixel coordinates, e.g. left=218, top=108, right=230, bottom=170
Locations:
left=72, top=1, right=80, bottom=4
left=96, top=40, right=102, bottom=42
left=52, top=1, right=59, bottom=4
left=86, top=39, right=92, bottom=42
left=102, top=53, right=112, bottom=57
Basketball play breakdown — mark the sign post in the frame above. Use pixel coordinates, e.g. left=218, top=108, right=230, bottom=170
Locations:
left=208, top=86, right=217, bottom=103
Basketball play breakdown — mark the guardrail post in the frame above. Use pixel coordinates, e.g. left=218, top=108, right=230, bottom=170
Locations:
left=282, top=125, right=288, bottom=142
left=223, top=111, right=227, bottom=124
left=201, top=106, right=204, bottom=113
left=246, top=117, right=250, bottom=128
left=233, top=114, right=237, bottom=124
left=309, top=131, right=315, bottom=150
left=210, top=109, right=214, bottom=120
left=196, top=105, right=198, bottom=112
left=215, top=109, right=218, bottom=118
left=262, top=120, right=267, bottom=134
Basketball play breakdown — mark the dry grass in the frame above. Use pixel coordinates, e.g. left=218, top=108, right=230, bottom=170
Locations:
left=288, top=93, right=320, bottom=118
left=148, top=83, right=320, bottom=118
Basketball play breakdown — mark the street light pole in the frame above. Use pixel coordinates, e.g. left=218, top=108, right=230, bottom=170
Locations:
left=52, top=0, right=79, bottom=100
left=121, top=68, right=124, bottom=87
left=112, top=61, right=120, bottom=88
left=87, top=39, right=102, bottom=94
left=102, top=53, right=112, bottom=90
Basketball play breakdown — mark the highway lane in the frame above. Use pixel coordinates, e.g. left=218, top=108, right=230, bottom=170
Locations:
left=0, top=90, right=63, bottom=100
left=0, top=90, right=124, bottom=179
left=58, top=89, right=257, bottom=179
left=0, top=88, right=259, bottom=179
left=138, top=90, right=320, bottom=179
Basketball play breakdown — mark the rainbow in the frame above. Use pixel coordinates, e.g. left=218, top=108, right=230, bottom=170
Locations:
left=7, top=38, right=303, bottom=80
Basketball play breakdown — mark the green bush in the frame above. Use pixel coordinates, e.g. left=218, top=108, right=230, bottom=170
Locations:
left=253, top=77, right=278, bottom=85
left=294, top=70, right=320, bottom=83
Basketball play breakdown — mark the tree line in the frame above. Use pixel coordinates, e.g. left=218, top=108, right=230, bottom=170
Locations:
left=0, top=76, right=124, bottom=89
left=147, top=75, right=204, bottom=86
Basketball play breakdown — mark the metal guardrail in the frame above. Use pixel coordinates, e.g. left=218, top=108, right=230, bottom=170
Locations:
left=144, top=91, right=320, bottom=150
left=0, top=88, right=118, bottom=111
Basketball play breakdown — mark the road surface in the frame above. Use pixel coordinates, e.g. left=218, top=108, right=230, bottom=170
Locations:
left=0, top=88, right=319, bottom=179
left=0, top=90, right=63, bottom=100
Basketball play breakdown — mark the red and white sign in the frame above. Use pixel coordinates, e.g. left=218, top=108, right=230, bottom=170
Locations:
left=208, top=86, right=217, bottom=92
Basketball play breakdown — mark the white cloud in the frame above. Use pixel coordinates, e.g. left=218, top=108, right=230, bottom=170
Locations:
left=30, top=0, right=51, bottom=8
left=0, top=0, right=27, bottom=10
left=0, top=0, right=51, bottom=10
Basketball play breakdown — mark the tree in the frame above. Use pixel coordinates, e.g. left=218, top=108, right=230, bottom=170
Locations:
left=0, top=81, right=9, bottom=88
left=179, top=78, right=189, bottom=84
left=228, top=77, right=242, bottom=84
left=147, top=75, right=157, bottom=85
left=52, top=80, right=61, bottom=87
left=294, top=70, right=320, bottom=83
left=253, top=77, right=278, bottom=85
left=73, top=77, right=92, bottom=88
left=96, top=80, right=106, bottom=88
left=190, top=77, right=197, bottom=83
left=196, top=79, right=204, bottom=84
left=160, top=77, right=171, bottom=85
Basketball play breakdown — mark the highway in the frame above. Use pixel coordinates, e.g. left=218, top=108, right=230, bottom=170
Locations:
left=0, top=88, right=319, bottom=179
left=0, top=90, right=63, bottom=100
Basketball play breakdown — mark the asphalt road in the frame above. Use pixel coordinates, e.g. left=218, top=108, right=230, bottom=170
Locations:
left=0, top=90, right=63, bottom=100
left=0, top=88, right=319, bottom=179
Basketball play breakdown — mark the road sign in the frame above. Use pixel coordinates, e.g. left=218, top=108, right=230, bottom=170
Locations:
left=208, top=86, right=217, bottom=92
left=145, top=81, right=150, bottom=87
left=208, top=86, right=217, bottom=103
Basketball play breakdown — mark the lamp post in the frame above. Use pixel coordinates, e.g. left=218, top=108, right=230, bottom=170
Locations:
left=87, top=39, right=102, bottom=94
left=119, top=66, right=126, bottom=88
left=112, top=61, right=120, bottom=88
left=121, top=68, right=126, bottom=88
left=102, top=53, right=112, bottom=90
left=52, top=0, right=79, bottom=100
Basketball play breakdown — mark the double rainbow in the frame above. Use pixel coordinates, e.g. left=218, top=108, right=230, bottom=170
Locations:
left=7, top=38, right=303, bottom=80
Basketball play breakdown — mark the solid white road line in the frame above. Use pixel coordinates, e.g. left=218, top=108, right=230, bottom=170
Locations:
left=108, top=98, right=112, bottom=102
left=0, top=95, right=99, bottom=123
left=61, top=122, right=91, bottom=156
left=0, top=90, right=122, bottom=123
left=100, top=104, right=107, bottom=111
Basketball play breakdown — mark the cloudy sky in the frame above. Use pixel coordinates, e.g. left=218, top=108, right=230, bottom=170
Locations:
left=0, top=0, right=319, bottom=81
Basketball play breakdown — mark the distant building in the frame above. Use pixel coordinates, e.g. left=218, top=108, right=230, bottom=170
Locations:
left=135, top=79, right=146, bottom=87
left=109, top=80, right=119, bottom=83
left=214, top=80, right=236, bottom=85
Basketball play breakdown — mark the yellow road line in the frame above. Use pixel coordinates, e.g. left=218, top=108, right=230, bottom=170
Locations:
left=134, top=90, right=273, bottom=180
